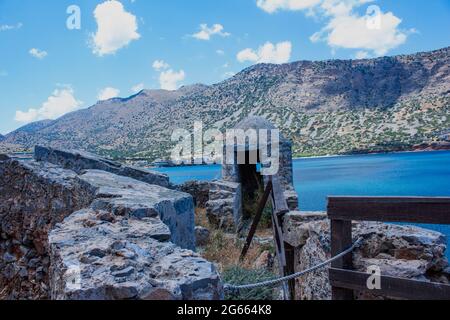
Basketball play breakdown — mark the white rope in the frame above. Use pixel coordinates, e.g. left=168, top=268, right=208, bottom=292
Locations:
left=224, top=237, right=364, bottom=292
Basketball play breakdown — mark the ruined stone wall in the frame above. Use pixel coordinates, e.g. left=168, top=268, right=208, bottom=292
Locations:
left=177, top=180, right=211, bottom=209
left=0, top=156, right=95, bottom=299
left=283, top=212, right=449, bottom=300
left=34, top=145, right=170, bottom=188
left=0, top=152, right=222, bottom=300
left=79, top=170, right=196, bottom=250
left=206, top=180, right=242, bottom=232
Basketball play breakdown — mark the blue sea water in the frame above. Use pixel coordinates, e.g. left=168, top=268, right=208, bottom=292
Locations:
left=154, top=151, right=450, bottom=257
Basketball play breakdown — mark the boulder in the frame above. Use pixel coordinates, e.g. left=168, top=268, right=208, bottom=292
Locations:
left=205, top=180, right=242, bottom=232
left=195, top=227, right=211, bottom=247
left=49, top=209, right=222, bottom=300
left=34, top=145, right=170, bottom=188
left=206, top=199, right=237, bottom=232
left=80, top=170, right=196, bottom=250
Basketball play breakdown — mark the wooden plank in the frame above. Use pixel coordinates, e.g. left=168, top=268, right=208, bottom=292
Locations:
left=328, top=196, right=450, bottom=224
left=329, top=268, right=450, bottom=300
left=271, top=211, right=287, bottom=268
left=330, top=219, right=354, bottom=300
left=271, top=175, right=289, bottom=217
left=239, top=180, right=273, bottom=261
left=271, top=212, right=289, bottom=299
left=268, top=174, right=295, bottom=300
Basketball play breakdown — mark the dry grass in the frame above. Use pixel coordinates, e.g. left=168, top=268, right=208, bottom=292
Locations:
left=196, top=208, right=274, bottom=272
left=195, top=208, right=210, bottom=228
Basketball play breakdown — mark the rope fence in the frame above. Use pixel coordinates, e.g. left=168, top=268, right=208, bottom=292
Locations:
left=224, top=237, right=364, bottom=293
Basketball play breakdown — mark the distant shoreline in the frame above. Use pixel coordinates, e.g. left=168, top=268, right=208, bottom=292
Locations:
left=150, top=149, right=450, bottom=169
left=293, top=148, right=450, bottom=161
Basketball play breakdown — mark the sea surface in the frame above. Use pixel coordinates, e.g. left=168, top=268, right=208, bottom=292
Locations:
left=154, top=151, right=450, bottom=257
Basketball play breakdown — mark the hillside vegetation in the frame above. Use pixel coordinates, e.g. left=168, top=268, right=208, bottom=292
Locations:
left=3, top=47, right=449, bottom=160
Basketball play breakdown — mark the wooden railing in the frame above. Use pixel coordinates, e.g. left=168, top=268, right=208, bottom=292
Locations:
left=328, top=196, right=450, bottom=300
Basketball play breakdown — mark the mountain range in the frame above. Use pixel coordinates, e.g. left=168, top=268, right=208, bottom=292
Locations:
left=2, top=46, right=450, bottom=160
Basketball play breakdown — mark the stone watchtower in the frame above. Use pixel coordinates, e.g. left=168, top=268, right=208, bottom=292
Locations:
left=206, top=116, right=299, bottom=232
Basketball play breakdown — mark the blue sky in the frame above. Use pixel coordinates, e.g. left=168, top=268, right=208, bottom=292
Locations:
left=0, top=0, right=449, bottom=134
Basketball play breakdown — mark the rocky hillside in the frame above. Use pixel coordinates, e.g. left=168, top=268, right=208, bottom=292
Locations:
left=3, top=47, right=450, bottom=159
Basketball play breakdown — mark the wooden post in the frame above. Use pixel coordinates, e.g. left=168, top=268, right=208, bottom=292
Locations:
left=284, top=242, right=296, bottom=300
left=270, top=175, right=293, bottom=300
left=240, top=180, right=273, bottom=261
left=330, top=219, right=354, bottom=300
left=271, top=211, right=289, bottom=299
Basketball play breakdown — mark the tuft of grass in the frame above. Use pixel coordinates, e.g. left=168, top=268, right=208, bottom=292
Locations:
left=195, top=208, right=210, bottom=228
left=196, top=203, right=278, bottom=301
left=222, top=266, right=277, bottom=300
left=202, top=229, right=274, bottom=272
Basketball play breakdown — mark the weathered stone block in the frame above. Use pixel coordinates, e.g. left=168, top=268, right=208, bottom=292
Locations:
left=195, top=226, right=211, bottom=247
left=79, top=170, right=196, bottom=250
left=34, top=145, right=170, bottom=188
left=206, top=180, right=242, bottom=232
left=49, top=209, right=222, bottom=300
left=177, top=180, right=211, bottom=208
left=0, top=158, right=95, bottom=299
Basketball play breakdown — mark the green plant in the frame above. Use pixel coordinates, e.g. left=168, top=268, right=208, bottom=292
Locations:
left=222, top=266, right=277, bottom=300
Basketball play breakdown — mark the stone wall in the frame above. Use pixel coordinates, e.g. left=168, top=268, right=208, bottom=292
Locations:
left=79, top=170, right=195, bottom=250
left=0, top=157, right=95, bottom=299
left=34, top=145, right=170, bottom=188
left=0, top=151, right=223, bottom=300
left=283, top=212, right=449, bottom=300
left=177, top=180, right=211, bottom=208
left=206, top=180, right=242, bottom=232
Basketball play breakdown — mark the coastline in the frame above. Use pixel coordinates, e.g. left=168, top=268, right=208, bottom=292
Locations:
left=293, top=148, right=450, bottom=161
left=149, top=149, right=450, bottom=170
left=4, top=145, right=449, bottom=168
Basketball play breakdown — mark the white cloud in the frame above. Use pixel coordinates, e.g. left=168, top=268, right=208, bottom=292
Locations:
left=131, top=83, right=144, bottom=93
left=15, top=86, right=83, bottom=123
left=237, top=41, right=292, bottom=64
left=257, top=0, right=411, bottom=56
left=152, top=60, right=185, bottom=90
left=159, top=69, right=185, bottom=91
left=237, top=49, right=259, bottom=63
left=29, top=48, right=48, bottom=59
left=91, top=0, right=140, bottom=56
left=152, top=60, right=170, bottom=71
left=216, top=49, right=225, bottom=55
left=0, top=22, right=22, bottom=31
left=256, top=0, right=321, bottom=13
left=192, top=24, right=230, bottom=41
left=311, top=4, right=409, bottom=56
left=98, top=87, right=120, bottom=101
